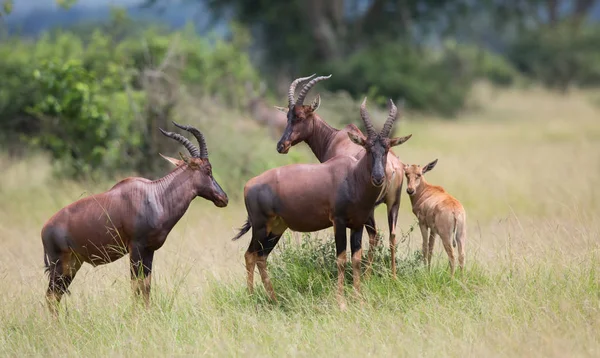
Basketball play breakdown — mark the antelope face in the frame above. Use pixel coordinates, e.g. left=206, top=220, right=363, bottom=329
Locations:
left=404, top=159, right=437, bottom=196
left=367, top=136, right=388, bottom=187
left=276, top=102, right=318, bottom=154
left=349, top=97, right=412, bottom=188
left=348, top=132, right=412, bottom=187
left=188, top=158, right=229, bottom=208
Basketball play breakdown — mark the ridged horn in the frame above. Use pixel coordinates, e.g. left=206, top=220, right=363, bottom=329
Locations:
left=159, top=128, right=200, bottom=158
left=295, top=74, right=332, bottom=105
left=359, top=97, right=376, bottom=138
left=380, top=99, right=400, bottom=138
left=288, top=74, right=315, bottom=106
left=172, top=121, right=208, bottom=158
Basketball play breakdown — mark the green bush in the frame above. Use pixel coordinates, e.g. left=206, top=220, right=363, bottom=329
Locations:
left=28, top=59, right=144, bottom=178
left=507, top=23, right=600, bottom=91
left=443, top=40, right=519, bottom=87
left=322, top=42, right=473, bottom=117
left=0, top=16, right=260, bottom=179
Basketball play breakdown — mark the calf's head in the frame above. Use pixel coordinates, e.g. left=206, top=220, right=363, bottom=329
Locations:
left=348, top=98, right=412, bottom=187
left=276, top=74, right=331, bottom=154
left=404, top=159, right=438, bottom=196
left=159, top=122, right=229, bottom=207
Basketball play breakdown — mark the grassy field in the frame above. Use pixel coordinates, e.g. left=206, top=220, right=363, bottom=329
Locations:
left=1, top=83, right=599, bottom=357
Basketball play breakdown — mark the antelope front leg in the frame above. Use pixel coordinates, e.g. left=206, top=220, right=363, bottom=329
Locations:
left=387, top=201, right=400, bottom=279
left=350, top=227, right=364, bottom=300
left=334, top=219, right=348, bottom=311
left=364, top=213, right=378, bottom=278
left=129, top=245, right=155, bottom=307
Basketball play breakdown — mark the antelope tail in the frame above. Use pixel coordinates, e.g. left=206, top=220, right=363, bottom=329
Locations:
left=452, top=214, right=464, bottom=247
left=232, top=218, right=252, bottom=241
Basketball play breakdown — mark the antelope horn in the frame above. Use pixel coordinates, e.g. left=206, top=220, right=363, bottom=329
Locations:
left=295, top=74, right=332, bottom=106
left=359, top=97, right=376, bottom=138
left=172, top=121, right=208, bottom=158
left=380, top=99, right=400, bottom=138
left=159, top=128, right=200, bottom=158
left=288, top=74, right=316, bottom=106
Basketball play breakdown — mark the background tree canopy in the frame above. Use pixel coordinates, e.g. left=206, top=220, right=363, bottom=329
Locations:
left=0, top=0, right=599, bottom=179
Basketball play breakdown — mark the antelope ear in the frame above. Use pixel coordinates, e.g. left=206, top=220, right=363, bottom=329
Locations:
left=422, top=159, right=438, bottom=174
left=347, top=131, right=366, bottom=146
left=178, top=151, right=191, bottom=164
left=160, top=153, right=183, bottom=166
left=274, top=106, right=289, bottom=114
left=310, top=94, right=321, bottom=112
left=389, top=134, right=412, bottom=147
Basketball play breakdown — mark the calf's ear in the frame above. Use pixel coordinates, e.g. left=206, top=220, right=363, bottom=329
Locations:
left=422, top=159, right=438, bottom=174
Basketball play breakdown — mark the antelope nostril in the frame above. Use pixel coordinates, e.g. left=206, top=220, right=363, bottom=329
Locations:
left=407, top=189, right=414, bottom=195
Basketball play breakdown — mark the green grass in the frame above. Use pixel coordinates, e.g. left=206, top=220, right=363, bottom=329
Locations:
left=1, top=83, right=599, bottom=356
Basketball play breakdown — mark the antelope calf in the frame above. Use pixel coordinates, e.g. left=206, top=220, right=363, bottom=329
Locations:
left=404, top=160, right=466, bottom=276
left=233, top=98, right=411, bottom=309
left=41, top=122, right=228, bottom=315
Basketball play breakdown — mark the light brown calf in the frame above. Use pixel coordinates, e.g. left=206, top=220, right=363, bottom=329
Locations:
left=404, top=159, right=466, bottom=276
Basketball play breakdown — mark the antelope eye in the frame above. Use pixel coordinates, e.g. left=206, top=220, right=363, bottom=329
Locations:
left=416, top=174, right=422, bottom=178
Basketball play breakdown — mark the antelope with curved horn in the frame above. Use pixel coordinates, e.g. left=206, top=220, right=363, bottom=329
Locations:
left=232, top=98, right=411, bottom=309
left=244, top=81, right=288, bottom=139
left=41, top=122, right=228, bottom=315
left=276, top=74, right=409, bottom=278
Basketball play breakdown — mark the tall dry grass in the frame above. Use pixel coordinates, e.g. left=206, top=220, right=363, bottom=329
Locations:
left=0, top=83, right=599, bottom=357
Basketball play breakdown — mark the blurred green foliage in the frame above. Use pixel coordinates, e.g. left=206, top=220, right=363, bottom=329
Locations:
left=508, top=22, right=600, bottom=92
left=0, top=14, right=259, bottom=179
left=323, top=43, right=474, bottom=117
left=28, top=60, right=144, bottom=178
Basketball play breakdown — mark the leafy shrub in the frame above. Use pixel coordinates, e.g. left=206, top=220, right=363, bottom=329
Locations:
left=443, top=40, right=519, bottom=87
left=321, top=42, right=473, bottom=118
left=28, top=59, right=144, bottom=178
left=507, top=23, right=600, bottom=92
left=0, top=15, right=261, bottom=179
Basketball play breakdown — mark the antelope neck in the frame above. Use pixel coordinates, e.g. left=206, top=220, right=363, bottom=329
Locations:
left=151, top=164, right=198, bottom=216
left=305, top=116, right=338, bottom=162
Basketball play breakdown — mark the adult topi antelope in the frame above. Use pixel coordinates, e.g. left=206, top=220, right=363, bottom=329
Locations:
left=232, top=98, right=412, bottom=309
left=245, top=81, right=288, bottom=139
left=41, top=122, right=228, bottom=315
left=404, top=159, right=466, bottom=276
left=275, top=74, right=409, bottom=278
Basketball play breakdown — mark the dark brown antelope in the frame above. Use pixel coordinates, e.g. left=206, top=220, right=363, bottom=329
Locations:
left=41, top=122, right=228, bottom=315
left=404, top=159, right=466, bottom=276
left=245, top=81, right=288, bottom=139
left=232, top=98, right=411, bottom=309
left=275, top=74, right=409, bottom=278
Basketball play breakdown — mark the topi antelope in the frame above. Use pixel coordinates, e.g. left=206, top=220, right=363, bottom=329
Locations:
left=276, top=74, right=409, bottom=278
left=404, top=159, right=466, bottom=276
left=41, top=122, right=228, bottom=315
left=245, top=81, right=288, bottom=139
left=232, top=98, right=411, bottom=309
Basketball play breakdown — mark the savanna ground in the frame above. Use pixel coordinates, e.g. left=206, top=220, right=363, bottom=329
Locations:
left=1, top=83, right=599, bottom=357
